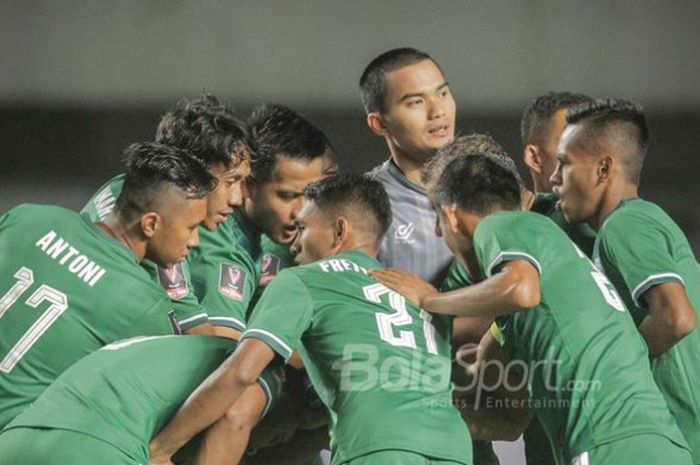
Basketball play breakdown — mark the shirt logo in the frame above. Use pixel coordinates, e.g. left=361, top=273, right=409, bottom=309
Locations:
left=156, top=263, right=188, bottom=300
left=219, top=263, right=246, bottom=301
left=259, top=253, right=281, bottom=285
left=394, top=222, right=416, bottom=245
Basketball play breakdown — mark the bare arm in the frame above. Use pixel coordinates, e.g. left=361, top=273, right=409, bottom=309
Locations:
left=184, top=322, right=217, bottom=336
left=457, top=330, right=533, bottom=441
left=149, top=338, right=276, bottom=463
left=371, top=259, right=541, bottom=319
left=638, top=282, right=697, bottom=358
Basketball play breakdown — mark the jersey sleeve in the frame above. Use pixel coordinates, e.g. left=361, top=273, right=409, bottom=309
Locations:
left=189, top=239, right=256, bottom=333
left=241, top=270, right=314, bottom=363
left=598, top=211, right=685, bottom=307
left=473, top=214, right=544, bottom=278
left=148, top=261, right=209, bottom=331
left=440, top=260, right=474, bottom=291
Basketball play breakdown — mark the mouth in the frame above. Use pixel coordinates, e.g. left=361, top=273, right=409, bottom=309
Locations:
left=280, top=225, right=298, bottom=241
left=428, top=124, right=451, bottom=139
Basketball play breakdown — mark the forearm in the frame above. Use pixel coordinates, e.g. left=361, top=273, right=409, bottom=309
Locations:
left=423, top=268, right=535, bottom=319
left=150, top=359, right=254, bottom=458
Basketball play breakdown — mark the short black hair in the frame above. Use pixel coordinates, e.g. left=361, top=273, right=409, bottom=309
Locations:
left=433, top=155, right=521, bottom=215
left=115, top=142, right=216, bottom=223
left=155, top=93, right=249, bottom=169
left=304, top=173, right=392, bottom=243
left=422, top=134, right=523, bottom=193
left=566, top=98, right=649, bottom=184
left=247, top=103, right=332, bottom=184
left=359, top=47, right=437, bottom=114
left=520, top=92, right=594, bottom=145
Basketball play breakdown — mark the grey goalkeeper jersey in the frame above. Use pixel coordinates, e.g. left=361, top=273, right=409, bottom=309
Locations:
left=367, top=159, right=453, bottom=285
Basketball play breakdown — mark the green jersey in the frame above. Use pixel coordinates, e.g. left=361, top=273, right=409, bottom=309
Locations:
left=0, top=205, right=175, bottom=428
left=593, top=198, right=700, bottom=463
left=251, top=235, right=297, bottom=307
left=188, top=209, right=261, bottom=331
left=81, top=174, right=208, bottom=331
left=473, top=211, right=688, bottom=463
left=4, top=335, right=234, bottom=462
left=243, top=250, right=472, bottom=465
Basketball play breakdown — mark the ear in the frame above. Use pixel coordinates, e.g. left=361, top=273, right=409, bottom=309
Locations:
left=597, top=155, right=613, bottom=182
left=523, top=145, right=542, bottom=174
left=440, top=204, right=461, bottom=235
left=140, top=212, right=160, bottom=239
left=367, top=112, right=389, bottom=137
left=333, top=216, right=349, bottom=248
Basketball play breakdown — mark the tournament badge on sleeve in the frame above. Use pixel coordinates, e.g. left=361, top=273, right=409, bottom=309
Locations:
left=219, top=263, right=247, bottom=301
left=156, top=263, right=189, bottom=300
left=259, top=253, right=281, bottom=285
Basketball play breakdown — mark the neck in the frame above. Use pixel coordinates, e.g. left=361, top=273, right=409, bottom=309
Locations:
left=98, top=213, right=146, bottom=261
left=338, top=240, right=378, bottom=259
left=389, top=145, right=430, bottom=187
left=590, top=182, right=638, bottom=231
left=530, top=173, right=547, bottom=194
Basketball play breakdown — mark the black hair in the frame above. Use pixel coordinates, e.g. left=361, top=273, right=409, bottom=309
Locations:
left=247, top=103, right=332, bottom=183
left=566, top=98, right=649, bottom=184
left=304, top=173, right=392, bottom=242
left=115, top=142, right=216, bottom=222
left=359, top=47, right=437, bottom=114
left=155, top=93, right=249, bottom=169
left=422, top=134, right=523, bottom=190
left=433, top=156, right=521, bottom=215
left=520, top=92, right=594, bottom=145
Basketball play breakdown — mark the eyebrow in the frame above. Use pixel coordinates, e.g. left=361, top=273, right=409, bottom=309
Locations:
left=397, top=81, right=450, bottom=104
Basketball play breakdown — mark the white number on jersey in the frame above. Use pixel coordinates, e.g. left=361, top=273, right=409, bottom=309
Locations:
left=363, top=283, right=438, bottom=354
left=0, top=267, right=69, bottom=373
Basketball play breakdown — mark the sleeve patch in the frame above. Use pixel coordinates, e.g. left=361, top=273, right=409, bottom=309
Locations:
left=156, top=263, right=189, bottom=300
left=259, top=253, right=281, bottom=285
left=218, top=263, right=247, bottom=301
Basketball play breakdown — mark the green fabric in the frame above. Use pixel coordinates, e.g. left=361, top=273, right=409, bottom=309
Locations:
left=0, top=427, right=139, bottom=465
left=339, top=449, right=467, bottom=465
left=81, top=174, right=208, bottom=330
left=0, top=204, right=175, bottom=428
left=582, top=433, right=693, bottom=465
left=243, top=250, right=472, bottom=465
left=472, top=211, right=688, bottom=464
left=250, top=234, right=298, bottom=307
left=5, top=335, right=235, bottom=463
left=593, top=198, right=700, bottom=463
left=188, top=209, right=261, bottom=331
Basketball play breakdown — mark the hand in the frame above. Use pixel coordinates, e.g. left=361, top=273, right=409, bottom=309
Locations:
left=148, top=440, right=174, bottom=465
left=369, top=268, right=438, bottom=307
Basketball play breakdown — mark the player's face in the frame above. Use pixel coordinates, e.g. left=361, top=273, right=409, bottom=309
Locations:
left=148, top=194, right=208, bottom=268
left=202, top=159, right=250, bottom=231
left=247, top=156, right=325, bottom=244
left=291, top=201, right=336, bottom=265
left=550, top=124, right=605, bottom=224
left=376, top=59, right=456, bottom=161
left=436, top=205, right=481, bottom=277
left=537, top=108, right=568, bottom=192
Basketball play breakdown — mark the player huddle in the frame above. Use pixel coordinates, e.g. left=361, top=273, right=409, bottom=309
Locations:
left=0, top=48, right=697, bottom=465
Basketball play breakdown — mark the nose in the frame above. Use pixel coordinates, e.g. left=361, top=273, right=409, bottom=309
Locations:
left=550, top=163, right=563, bottom=187
left=229, top=184, right=243, bottom=208
left=188, top=227, right=200, bottom=249
left=290, top=197, right=304, bottom=220
left=427, top=96, right=446, bottom=121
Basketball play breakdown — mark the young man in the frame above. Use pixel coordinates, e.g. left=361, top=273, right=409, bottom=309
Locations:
left=183, top=103, right=334, bottom=464
left=550, top=98, right=700, bottom=464
left=362, top=47, right=456, bottom=285
left=82, top=94, right=251, bottom=333
left=148, top=173, right=473, bottom=465
left=370, top=155, right=692, bottom=465
left=521, top=92, right=597, bottom=258
left=0, top=335, right=234, bottom=465
left=0, top=142, right=214, bottom=428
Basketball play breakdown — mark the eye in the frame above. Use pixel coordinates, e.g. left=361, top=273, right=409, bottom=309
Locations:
left=439, top=88, right=450, bottom=98
left=407, top=98, right=423, bottom=107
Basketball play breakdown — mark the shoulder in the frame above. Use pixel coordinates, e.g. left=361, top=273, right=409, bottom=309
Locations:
left=600, top=199, right=668, bottom=239
left=2, top=204, right=76, bottom=225
left=365, top=159, right=392, bottom=182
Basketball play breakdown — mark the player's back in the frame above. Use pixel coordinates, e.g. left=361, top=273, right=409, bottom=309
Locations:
left=285, top=250, right=471, bottom=464
left=0, top=204, right=173, bottom=427
left=4, top=335, right=233, bottom=462
left=475, top=211, right=688, bottom=462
